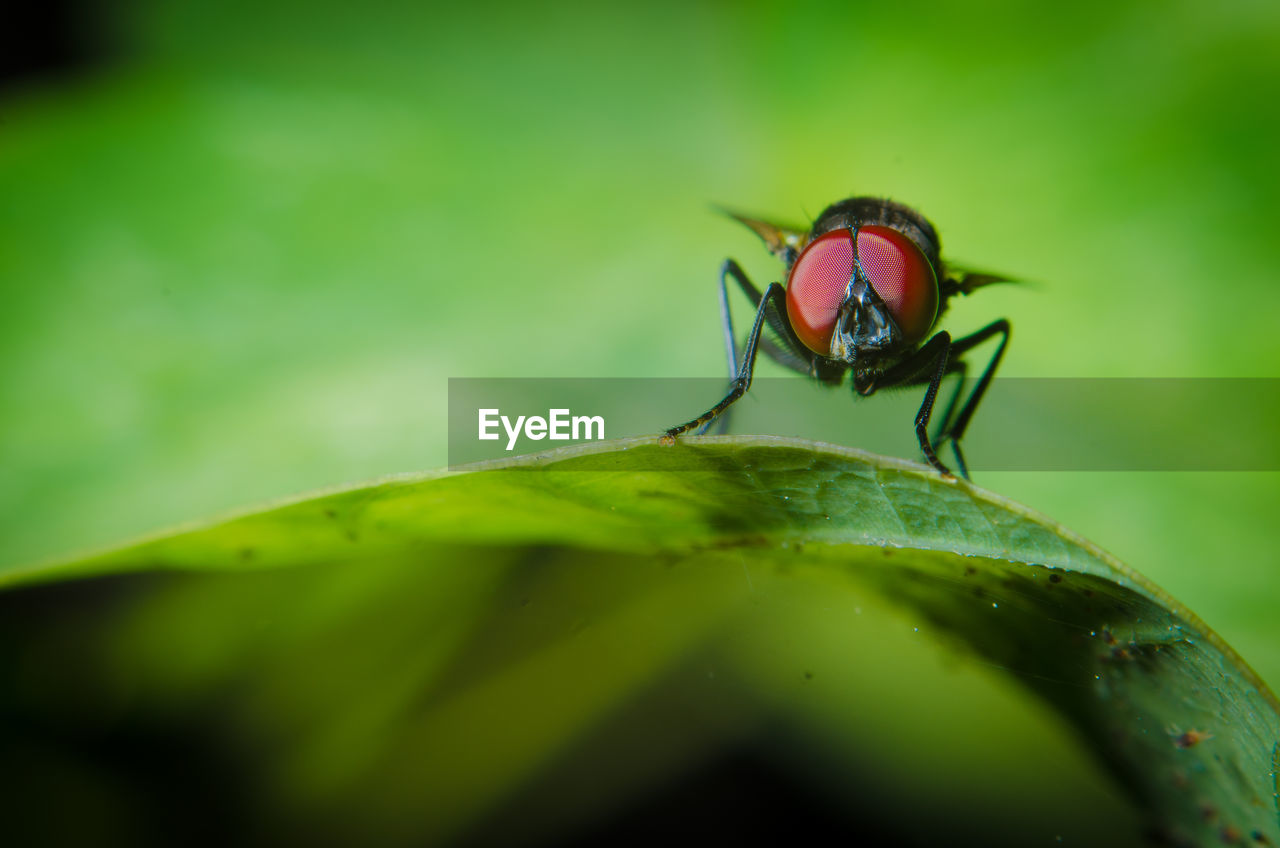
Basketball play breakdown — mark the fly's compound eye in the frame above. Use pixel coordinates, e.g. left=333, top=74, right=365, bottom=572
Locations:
left=785, top=229, right=855, bottom=354
left=855, top=225, right=939, bottom=344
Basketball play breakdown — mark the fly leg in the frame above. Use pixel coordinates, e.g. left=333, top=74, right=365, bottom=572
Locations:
left=664, top=281, right=790, bottom=441
left=932, top=359, right=968, bottom=449
left=699, top=260, right=748, bottom=435
left=937, top=319, right=1010, bottom=480
left=878, top=331, right=955, bottom=476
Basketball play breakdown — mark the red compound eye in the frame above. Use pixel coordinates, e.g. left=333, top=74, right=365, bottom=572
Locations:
left=786, top=229, right=855, bottom=354
left=855, top=225, right=938, bottom=343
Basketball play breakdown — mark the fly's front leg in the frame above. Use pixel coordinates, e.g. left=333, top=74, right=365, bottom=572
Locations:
left=663, top=282, right=788, bottom=442
left=879, top=331, right=955, bottom=476
left=912, top=333, right=954, bottom=476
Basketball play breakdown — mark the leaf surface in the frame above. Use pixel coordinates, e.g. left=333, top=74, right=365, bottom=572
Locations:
left=3, top=436, right=1276, bottom=847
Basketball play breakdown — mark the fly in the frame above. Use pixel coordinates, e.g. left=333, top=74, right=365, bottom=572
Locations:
left=662, top=196, right=1015, bottom=480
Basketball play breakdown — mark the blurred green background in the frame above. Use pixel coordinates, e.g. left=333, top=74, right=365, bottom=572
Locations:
left=2, top=0, right=1278, bottom=695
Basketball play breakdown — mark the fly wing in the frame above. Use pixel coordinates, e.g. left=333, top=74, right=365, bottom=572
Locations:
left=942, top=262, right=1029, bottom=296
left=716, top=206, right=808, bottom=263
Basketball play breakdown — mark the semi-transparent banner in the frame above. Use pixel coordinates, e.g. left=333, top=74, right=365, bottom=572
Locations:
left=447, top=378, right=1280, bottom=471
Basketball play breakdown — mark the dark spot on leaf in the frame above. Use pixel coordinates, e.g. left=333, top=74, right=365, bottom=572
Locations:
left=1083, top=589, right=1095, bottom=598
left=324, top=509, right=337, bottom=519
left=238, top=547, right=254, bottom=561
left=1048, top=573, right=1062, bottom=584
left=1200, top=802, right=1218, bottom=822
left=695, top=535, right=770, bottom=552
left=1173, top=729, right=1213, bottom=749
left=963, top=565, right=977, bottom=576
left=1221, top=825, right=1242, bottom=845
left=804, top=671, right=813, bottom=680
left=346, top=530, right=358, bottom=542
left=1251, top=830, right=1272, bottom=845
left=881, top=548, right=893, bottom=557
left=638, top=488, right=684, bottom=501
left=1102, top=629, right=1117, bottom=646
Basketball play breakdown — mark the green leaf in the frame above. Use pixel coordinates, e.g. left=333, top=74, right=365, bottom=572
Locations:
left=2, top=436, right=1277, bottom=847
